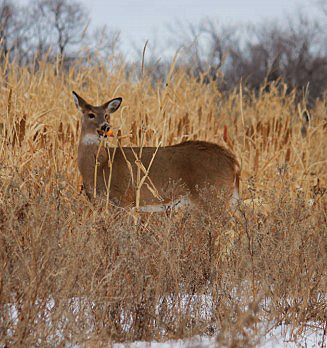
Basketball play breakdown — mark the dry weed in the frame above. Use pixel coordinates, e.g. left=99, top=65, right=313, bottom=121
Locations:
left=0, top=59, right=326, bottom=346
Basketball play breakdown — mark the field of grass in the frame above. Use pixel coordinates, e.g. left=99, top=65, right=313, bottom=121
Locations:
left=0, top=58, right=326, bottom=347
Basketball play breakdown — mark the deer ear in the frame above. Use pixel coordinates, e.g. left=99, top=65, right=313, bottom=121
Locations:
left=104, top=97, right=122, bottom=113
left=72, top=91, right=87, bottom=110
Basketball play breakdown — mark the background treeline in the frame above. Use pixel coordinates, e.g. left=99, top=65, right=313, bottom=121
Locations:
left=0, top=0, right=121, bottom=67
left=2, top=0, right=327, bottom=105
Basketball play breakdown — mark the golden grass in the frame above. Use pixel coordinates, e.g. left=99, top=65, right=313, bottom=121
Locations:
left=0, top=59, right=326, bottom=346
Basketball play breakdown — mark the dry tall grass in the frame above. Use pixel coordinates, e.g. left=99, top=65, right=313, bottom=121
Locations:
left=0, top=59, right=326, bottom=347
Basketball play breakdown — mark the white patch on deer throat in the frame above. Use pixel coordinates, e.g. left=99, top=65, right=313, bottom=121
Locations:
left=138, top=196, right=192, bottom=213
left=81, top=134, right=100, bottom=145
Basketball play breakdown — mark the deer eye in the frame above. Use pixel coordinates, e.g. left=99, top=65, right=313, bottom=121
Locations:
left=88, top=113, right=95, bottom=119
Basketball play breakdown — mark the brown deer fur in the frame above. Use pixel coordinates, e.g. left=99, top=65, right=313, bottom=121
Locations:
left=73, top=91, right=241, bottom=210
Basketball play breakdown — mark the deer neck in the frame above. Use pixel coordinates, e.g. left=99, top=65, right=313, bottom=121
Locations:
left=79, top=131, right=101, bottom=146
left=78, top=131, right=101, bottom=170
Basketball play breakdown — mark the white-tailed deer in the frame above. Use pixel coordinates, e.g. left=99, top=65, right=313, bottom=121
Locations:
left=73, top=91, right=241, bottom=211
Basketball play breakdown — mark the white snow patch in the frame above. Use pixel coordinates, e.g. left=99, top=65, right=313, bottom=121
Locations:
left=3, top=295, right=326, bottom=347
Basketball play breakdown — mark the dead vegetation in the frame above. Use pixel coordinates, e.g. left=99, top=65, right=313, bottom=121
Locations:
left=0, top=59, right=326, bottom=347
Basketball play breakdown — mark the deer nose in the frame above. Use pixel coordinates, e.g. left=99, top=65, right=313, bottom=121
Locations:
left=101, top=124, right=110, bottom=132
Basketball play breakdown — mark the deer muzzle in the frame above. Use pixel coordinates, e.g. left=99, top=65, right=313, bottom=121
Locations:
left=97, top=123, right=113, bottom=137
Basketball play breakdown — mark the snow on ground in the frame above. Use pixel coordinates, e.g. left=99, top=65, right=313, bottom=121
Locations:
left=113, top=324, right=326, bottom=348
left=260, top=322, right=326, bottom=348
left=3, top=296, right=326, bottom=347
left=113, top=336, right=216, bottom=348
